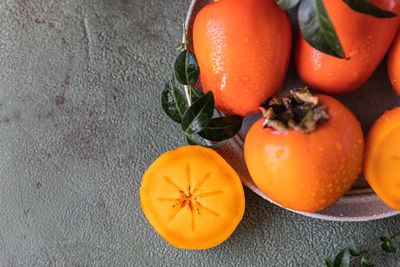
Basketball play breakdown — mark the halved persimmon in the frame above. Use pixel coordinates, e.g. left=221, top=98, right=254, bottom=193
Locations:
left=364, top=107, right=400, bottom=211
left=140, top=145, right=245, bottom=249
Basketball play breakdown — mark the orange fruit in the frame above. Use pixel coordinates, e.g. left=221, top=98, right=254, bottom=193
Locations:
left=295, top=0, right=400, bottom=94
left=140, top=146, right=245, bottom=249
left=193, top=0, right=292, bottom=116
left=364, top=107, right=400, bottom=211
left=387, top=30, right=400, bottom=96
left=244, top=94, right=364, bottom=212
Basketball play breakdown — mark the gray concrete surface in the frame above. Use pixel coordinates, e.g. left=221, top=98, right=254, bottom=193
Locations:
left=0, top=0, right=399, bottom=265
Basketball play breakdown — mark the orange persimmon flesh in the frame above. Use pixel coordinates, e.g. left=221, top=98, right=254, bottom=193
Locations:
left=365, top=107, right=400, bottom=211
left=140, top=145, right=245, bottom=249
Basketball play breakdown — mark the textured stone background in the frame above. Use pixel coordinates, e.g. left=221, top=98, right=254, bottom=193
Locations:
left=0, top=0, right=399, bottom=266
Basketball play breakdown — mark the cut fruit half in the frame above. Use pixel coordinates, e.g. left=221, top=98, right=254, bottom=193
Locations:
left=140, top=145, right=245, bottom=249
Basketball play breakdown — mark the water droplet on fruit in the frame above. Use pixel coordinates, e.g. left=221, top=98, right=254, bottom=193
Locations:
left=275, top=149, right=284, bottom=159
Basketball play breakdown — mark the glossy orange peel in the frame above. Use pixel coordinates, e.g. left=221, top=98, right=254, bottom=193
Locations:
left=244, top=94, right=364, bottom=213
left=364, top=107, right=400, bottom=211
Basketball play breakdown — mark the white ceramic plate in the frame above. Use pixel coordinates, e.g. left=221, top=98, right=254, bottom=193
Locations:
left=185, top=0, right=400, bottom=221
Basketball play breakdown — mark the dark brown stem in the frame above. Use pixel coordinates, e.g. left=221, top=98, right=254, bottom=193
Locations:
left=260, top=87, right=329, bottom=133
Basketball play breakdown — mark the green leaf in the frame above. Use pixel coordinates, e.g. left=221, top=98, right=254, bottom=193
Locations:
left=361, top=257, right=375, bottom=267
left=161, top=77, right=188, bottom=123
left=181, top=91, right=214, bottom=134
left=349, top=237, right=362, bottom=256
left=381, top=241, right=396, bottom=253
left=380, top=230, right=392, bottom=242
left=298, top=0, right=346, bottom=58
left=380, top=230, right=396, bottom=252
left=190, top=87, right=204, bottom=102
left=199, top=115, right=243, bottom=142
left=186, top=133, right=227, bottom=148
left=275, top=0, right=300, bottom=10
left=342, top=0, right=397, bottom=18
left=176, top=43, right=185, bottom=51
left=173, top=83, right=189, bottom=119
left=325, top=257, right=334, bottom=267
left=174, top=50, right=199, bottom=85
left=333, top=249, right=350, bottom=267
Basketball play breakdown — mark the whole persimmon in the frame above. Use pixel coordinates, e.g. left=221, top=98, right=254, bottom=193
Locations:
left=364, top=107, right=400, bottom=211
left=193, top=0, right=292, bottom=116
left=244, top=88, right=364, bottom=213
left=295, top=0, right=400, bottom=94
left=388, top=30, right=400, bottom=96
left=140, top=145, right=245, bottom=249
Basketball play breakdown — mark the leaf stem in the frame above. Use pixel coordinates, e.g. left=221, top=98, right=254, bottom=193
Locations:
left=182, top=23, right=187, bottom=50
left=181, top=23, right=192, bottom=106
left=349, top=231, right=400, bottom=263
left=391, top=232, right=400, bottom=239
left=189, top=85, right=192, bottom=103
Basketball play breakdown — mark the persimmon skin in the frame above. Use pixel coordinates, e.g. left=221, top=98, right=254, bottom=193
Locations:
left=244, top=95, right=364, bottom=213
left=364, top=107, right=400, bottom=211
left=388, top=30, right=400, bottom=96
left=295, top=0, right=400, bottom=95
left=193, top=0, right=292, bottom=116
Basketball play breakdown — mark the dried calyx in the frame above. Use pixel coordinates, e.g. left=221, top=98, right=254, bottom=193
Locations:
left=260, top=87, right=329, bottom=133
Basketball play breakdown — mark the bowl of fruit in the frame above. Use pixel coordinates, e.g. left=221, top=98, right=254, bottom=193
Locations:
left=179, top=0, right=400, bottom=221
left=141, top=0, right=400, bottom=251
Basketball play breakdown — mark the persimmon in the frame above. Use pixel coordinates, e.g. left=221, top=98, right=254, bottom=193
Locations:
left=140, top=145, right=245, bottom=249
left=295, top=0, right=400, bottom=94
left=244, top=88, right=364, bottom=213
left=193, top=0, right=292, bottom=116
left=388, top=30, right=400, bottom=96
left=364, top=107, right=400, bottom=211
